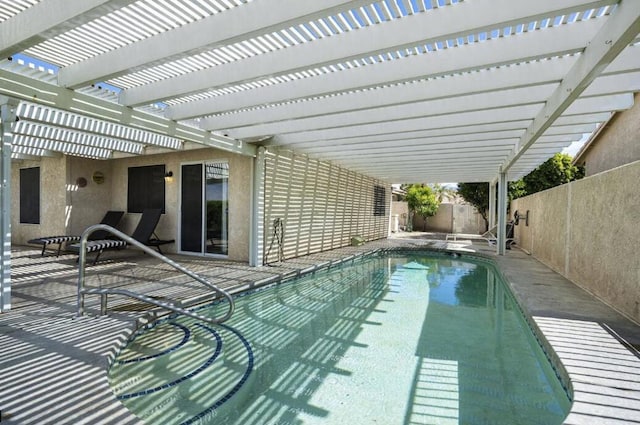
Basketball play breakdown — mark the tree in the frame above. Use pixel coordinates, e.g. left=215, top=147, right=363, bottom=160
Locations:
left=457, top=182, right=525, bottom=231
left=405, top=184, right=440, bottom=231
left=457, top=182, right=490, bottom=230
left=430, top=183, right=456, bottom=203
left=457, top=154, right=585, bottom=229
left=519, top=153, right=584, bottom=196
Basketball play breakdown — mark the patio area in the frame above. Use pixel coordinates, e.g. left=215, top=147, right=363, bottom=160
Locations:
left=1, top=2, right=638, bottom=423
left=1, top=237, right=639, bottom=424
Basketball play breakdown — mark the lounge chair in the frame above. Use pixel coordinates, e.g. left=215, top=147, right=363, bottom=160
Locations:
left=484, top=221, right=516, bottom=248
left=70, top=208, right=175, bottom=264
left=28, top=210, right=125, bottom=257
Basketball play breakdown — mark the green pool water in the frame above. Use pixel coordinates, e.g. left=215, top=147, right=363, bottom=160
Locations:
left=109, top=252, right=570, bottom=424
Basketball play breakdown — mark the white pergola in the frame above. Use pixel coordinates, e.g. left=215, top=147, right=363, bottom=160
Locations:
left=1, top=0, right=639, bottom=309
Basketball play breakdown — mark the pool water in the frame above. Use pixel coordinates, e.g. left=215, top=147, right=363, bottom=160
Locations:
left=109, top=252, right=570, bottom=424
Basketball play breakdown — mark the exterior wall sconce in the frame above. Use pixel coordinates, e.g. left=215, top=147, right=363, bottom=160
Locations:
left=164, top=171, right=174, bottom=182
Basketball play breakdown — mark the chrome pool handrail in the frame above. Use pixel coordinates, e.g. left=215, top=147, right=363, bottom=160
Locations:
left=76, top=224, right=235, bottom=324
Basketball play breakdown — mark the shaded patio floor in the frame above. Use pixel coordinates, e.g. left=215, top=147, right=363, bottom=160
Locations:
left=1, top=235, right=639, bottom=424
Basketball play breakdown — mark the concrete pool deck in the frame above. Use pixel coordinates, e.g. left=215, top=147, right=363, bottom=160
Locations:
left=0, top=235, right=639, bottom=424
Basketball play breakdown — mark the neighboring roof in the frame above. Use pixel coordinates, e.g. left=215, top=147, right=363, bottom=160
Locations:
left=0, top=0, right=639, bottom=183
left=572, top=112, right=616, bottom=165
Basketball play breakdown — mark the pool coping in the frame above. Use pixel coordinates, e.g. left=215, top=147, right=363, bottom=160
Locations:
left=488, top=246, right=640, bottom=425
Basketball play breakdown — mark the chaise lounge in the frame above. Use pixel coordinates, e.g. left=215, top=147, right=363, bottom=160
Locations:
left=483, top=221, right=517, bottom=248
left=69, top=208, right=174, bottom=264
left=445, top=221, right=517, bottom=248
left=27, top=210, right=125, bottom=257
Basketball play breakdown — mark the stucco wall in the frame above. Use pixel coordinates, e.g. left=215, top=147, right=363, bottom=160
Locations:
left=397, top=202, right=483, bottom=234
left=110, top=148, right=252, bottom=262
left=410, top=203, right=453, bottom=232
left=512, top=160, right=640, bottom=324
left=578, top=92, right=640, bottom=176
left=422, top=203, right=453, bottom=232
left=66, top=157, right=113, bottom=235
left=13, top=148, right=252, bottom=262
left=512, top=184, right=569, bottom=274
left=12, top=156, right=67, bottom=244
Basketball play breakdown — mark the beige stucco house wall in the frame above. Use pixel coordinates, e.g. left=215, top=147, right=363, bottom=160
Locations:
left=575, top=92, right=640, bottom=177
left=12, top=156, right=114, bottom=244
left=12, top=156, right=68, bottom=244
left=110, top=148, right=252, bottom=261
left=65, top=157, right=114, bottom=235
left=13, top=147, right=253, bottom=262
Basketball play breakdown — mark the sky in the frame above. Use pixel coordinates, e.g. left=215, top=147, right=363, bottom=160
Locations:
left=561, top=134, right=590, bottom=157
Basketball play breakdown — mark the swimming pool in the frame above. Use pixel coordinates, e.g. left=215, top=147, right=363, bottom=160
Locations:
left=109, top=251, right=570, bottom=424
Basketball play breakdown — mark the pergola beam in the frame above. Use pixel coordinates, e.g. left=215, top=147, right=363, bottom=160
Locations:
left=305, top=145, right=514, bottom=160
left=122, top=0, right=615, bottom=109
left=224, top=84, right=558, bottom=140
left=58, top=0, right=374, bottom=89
left=502, top=0, right=640, bottom=173
left=270, top=104, right=543, bottom=145
left=332, top=152, right=510, bottom=165
left=203, top=57, right=575, bottom=131
left=299, top=134, right=522, bottom=154
left=204, top=54, right=639, bottom=139
left=0, top=0, right=134, bottom=59
left=0, top=69, right=255, bottom=157
left=167, top=18, right=605, bottom=120
left=274, top=121, right=533, bottom=147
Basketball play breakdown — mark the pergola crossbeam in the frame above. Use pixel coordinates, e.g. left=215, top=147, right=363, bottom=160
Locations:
left=0, top=0, right=135, bottom=59
left=502, top=0, right=640, bottom=173
left=121, top=0, right=615, bottom=109
left=167, top=18, right=605, bottom=120
left=0, top=69, right=255, bottom=157
left=224, top=84, right=558, bottom=140
left=58, top=0, right=374, bottom=89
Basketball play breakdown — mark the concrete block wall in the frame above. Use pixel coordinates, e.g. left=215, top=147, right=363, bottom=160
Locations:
left=512, top=160, right=640, bottom=324
left=394, top=201, right=484, bottom=234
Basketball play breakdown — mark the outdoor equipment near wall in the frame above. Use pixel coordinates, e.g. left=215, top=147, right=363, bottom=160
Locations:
left=264, top=217, right=284, bottom=265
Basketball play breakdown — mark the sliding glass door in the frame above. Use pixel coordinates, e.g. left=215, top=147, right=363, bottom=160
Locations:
left=205, top=162, right=228, bottom=255
left=180, top=161, right=228, bottom=256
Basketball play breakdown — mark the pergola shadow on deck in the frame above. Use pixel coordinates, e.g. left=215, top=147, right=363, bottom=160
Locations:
left=1, top=240, right=640, bottom=424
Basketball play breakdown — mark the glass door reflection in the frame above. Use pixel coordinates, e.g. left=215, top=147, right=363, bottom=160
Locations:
left=205, top=162, right=228, bottom=255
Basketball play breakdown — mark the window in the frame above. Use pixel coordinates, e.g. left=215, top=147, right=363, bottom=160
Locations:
left=20, top=167, right=40, bottom=224
left=373, top=185, right=386, bottom=216
left=127, top=165, right=166, bottom=213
